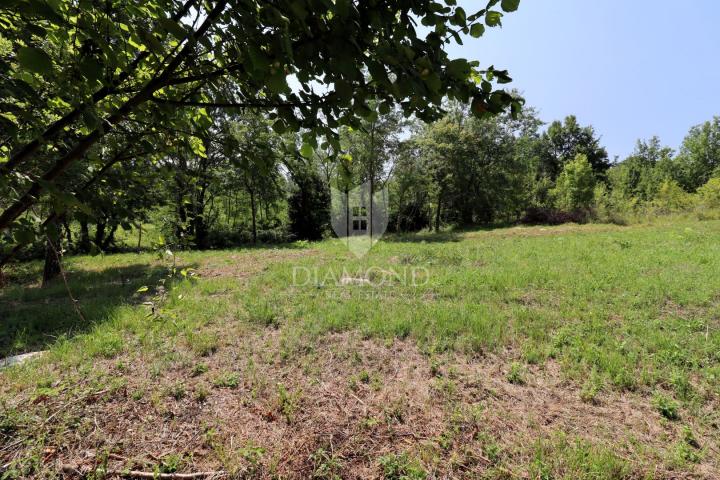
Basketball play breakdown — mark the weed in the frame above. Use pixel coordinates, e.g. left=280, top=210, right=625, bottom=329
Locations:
left=384, top=398, right=408, bottom=424
left=276, top=383, right=301, bottom=423
left=213, top=371, right=240, bottom=389
left=194, top=384, right=210, bottom=403
left=506, top=362, right=526, bottom=385
left=188, top=331, right=219, bottom=357
left=429, top=358, right=443, bottom=377
left=310, top=448, right=343, bottom=479
left=167, top=383, right=186, bottom=400
left=0, top=405, right=24, bottom=435
left=160, top=453, right=185, bottom=473
left=652, top=393, right=680, bottom=420
left=191, top=362, right=209, bottom=377
left=579, top=370, right=603, bottom=404
left=378, top=453, right=426, bottom=479
left=246, top=300, right=279, bottom=328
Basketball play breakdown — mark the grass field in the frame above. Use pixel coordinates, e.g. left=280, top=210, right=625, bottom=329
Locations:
left=1, top=220, right=719, bottom=478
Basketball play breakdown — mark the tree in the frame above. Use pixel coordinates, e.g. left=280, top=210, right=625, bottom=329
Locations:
left=0, top=0, right=523, bottom=250
left=286, top=154, right=330, bottom=241
left=228, top=117, right=285, bottom=244
left=673, top=117, right=720, bottom=191
left=696, top=176, right=720, bottom=210
left=552, top=154, right=596, bottom=212
left=414, top=101, right=539, bottom=229
left=607, top=136, right=674, bottom=201
left=652, top=179, right=692, bottom=213
left=538, top=115, right=610, bottom=179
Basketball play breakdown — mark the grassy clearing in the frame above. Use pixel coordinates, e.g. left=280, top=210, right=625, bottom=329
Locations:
left=1, top=220, right=719, bottom=478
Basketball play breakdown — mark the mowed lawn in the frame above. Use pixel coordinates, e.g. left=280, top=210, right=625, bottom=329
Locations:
left=1, top=220, right=719, bottom=479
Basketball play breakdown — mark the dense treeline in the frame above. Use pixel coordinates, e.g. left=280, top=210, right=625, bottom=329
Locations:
left=9, top=102, right=720, bottom=271
left=1, top=0, right=530, bottom=286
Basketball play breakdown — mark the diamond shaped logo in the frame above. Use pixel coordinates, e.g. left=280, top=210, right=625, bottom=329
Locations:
left=330, top=181, right=389, bottom=258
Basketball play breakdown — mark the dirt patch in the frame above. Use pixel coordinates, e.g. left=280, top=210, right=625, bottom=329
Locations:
left=195, top=249, right=319, bottom=280
left=3, top=330, right=716, bottom=479
left=464, top=223, right=629, bottom=240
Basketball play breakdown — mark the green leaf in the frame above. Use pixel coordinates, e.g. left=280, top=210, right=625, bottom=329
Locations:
left=485, top=11, right=503, bottom=27
left=158, top=18, right=188, bottom=41
left=17, top=46, right=53, bottom=75
left=447, top=58, right=471, bottom=79
left=79, top=57, right=104, bottom=84
left=470, top=23, right=485, bottom=38
left=501, top=0, right=521, bottom=12
left=299, top=142, right=314, bottom=158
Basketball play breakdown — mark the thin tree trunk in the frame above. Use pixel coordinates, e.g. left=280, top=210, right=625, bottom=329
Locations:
left=42, top=229, right=62, bottom=287
left=137, top=224, right=142, bottom=252
left=80, top=219, right=91, bottom=252
left=435, top=193, right=442, bottom=233
left=95, top=221, right=106, bottom=249
left=250, top=188, right=257, bottom=244
left=102, top=224, right=118, bottom=250
left=62, top=216, right=73, bottom=249
left=345, top=187, right=350, bottom=238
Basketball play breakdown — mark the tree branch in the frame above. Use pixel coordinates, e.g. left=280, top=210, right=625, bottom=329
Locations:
left=0, top=0, right=199, bottom=178
left=150, top=96, right=332, bottom=110
left=0, top=0, right=229, bottom=233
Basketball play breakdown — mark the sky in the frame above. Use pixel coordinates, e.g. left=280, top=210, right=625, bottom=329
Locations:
left=451, top=0, right=720, bottom=161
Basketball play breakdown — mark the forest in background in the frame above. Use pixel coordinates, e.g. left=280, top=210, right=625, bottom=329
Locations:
left=8, top=102, right=719, bottom=264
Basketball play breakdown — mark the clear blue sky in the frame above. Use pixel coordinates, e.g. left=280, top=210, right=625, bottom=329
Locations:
left=452, top=0, right=720, bottom=161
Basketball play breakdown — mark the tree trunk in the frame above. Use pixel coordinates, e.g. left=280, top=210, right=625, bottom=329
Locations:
left=249, top=188, right=257, bottom=244
left=435, top=193, right=442, bottom=233
left=62, top=216, right=73, bottom=250
left=42, top=234, right=62, bottom=287
left=79, top=219, right=91, bottom=253
left=137, top=224, right=142, bottom=252
left=94, top=221, right=106, bottom=249
left=345, top=187, right=350, bottom=238
left=102, top=224, right=118, bottom=250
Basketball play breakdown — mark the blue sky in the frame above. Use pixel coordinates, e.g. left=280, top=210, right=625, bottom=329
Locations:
left=451, top=0, right=720, bottom=161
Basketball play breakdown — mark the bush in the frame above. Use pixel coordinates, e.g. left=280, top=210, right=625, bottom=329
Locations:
left=696, top=177, right=720, bottom=219
left=651, top=179, right=693, bottom=214
left=520, top=206, right=588, bottom=225
left=551, top=154, right=596, bottom=212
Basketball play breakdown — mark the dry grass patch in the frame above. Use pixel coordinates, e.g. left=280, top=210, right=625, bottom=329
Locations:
left=3, top=329, right=716, bottom=479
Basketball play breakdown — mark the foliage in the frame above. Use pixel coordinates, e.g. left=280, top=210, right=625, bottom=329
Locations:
left=0, top=0, right=522, bottom=251
left=287, top=157, right=330, bottom=241
left=673, top=117, right=720, bottom=191
left=651, top=179, right=694, bottom=214
left=536, top=115, right=610, bottom=179
left=551, top=154, right=595, bottom=213
left=696, top=176, right=720, bottom=211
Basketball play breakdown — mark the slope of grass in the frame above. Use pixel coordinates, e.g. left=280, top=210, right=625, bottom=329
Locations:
left=1, top=220, right=719, bottom=478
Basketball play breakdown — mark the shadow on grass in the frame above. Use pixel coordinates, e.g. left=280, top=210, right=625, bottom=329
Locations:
left=384, top=230, right=463, bottom=244
left=0, top=263, right=176, bottom=358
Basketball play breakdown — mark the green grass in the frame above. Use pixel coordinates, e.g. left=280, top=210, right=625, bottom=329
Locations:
left=1, top=219, right=719, bottom=478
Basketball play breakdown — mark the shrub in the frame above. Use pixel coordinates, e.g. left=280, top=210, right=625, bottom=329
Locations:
left=552, top=154, right=596, bottom=212
left=651, top=179, right=693, bottom=214
left=696, top=176, right=720, bottom=219
left=652, top=393, right=680, bottom=420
